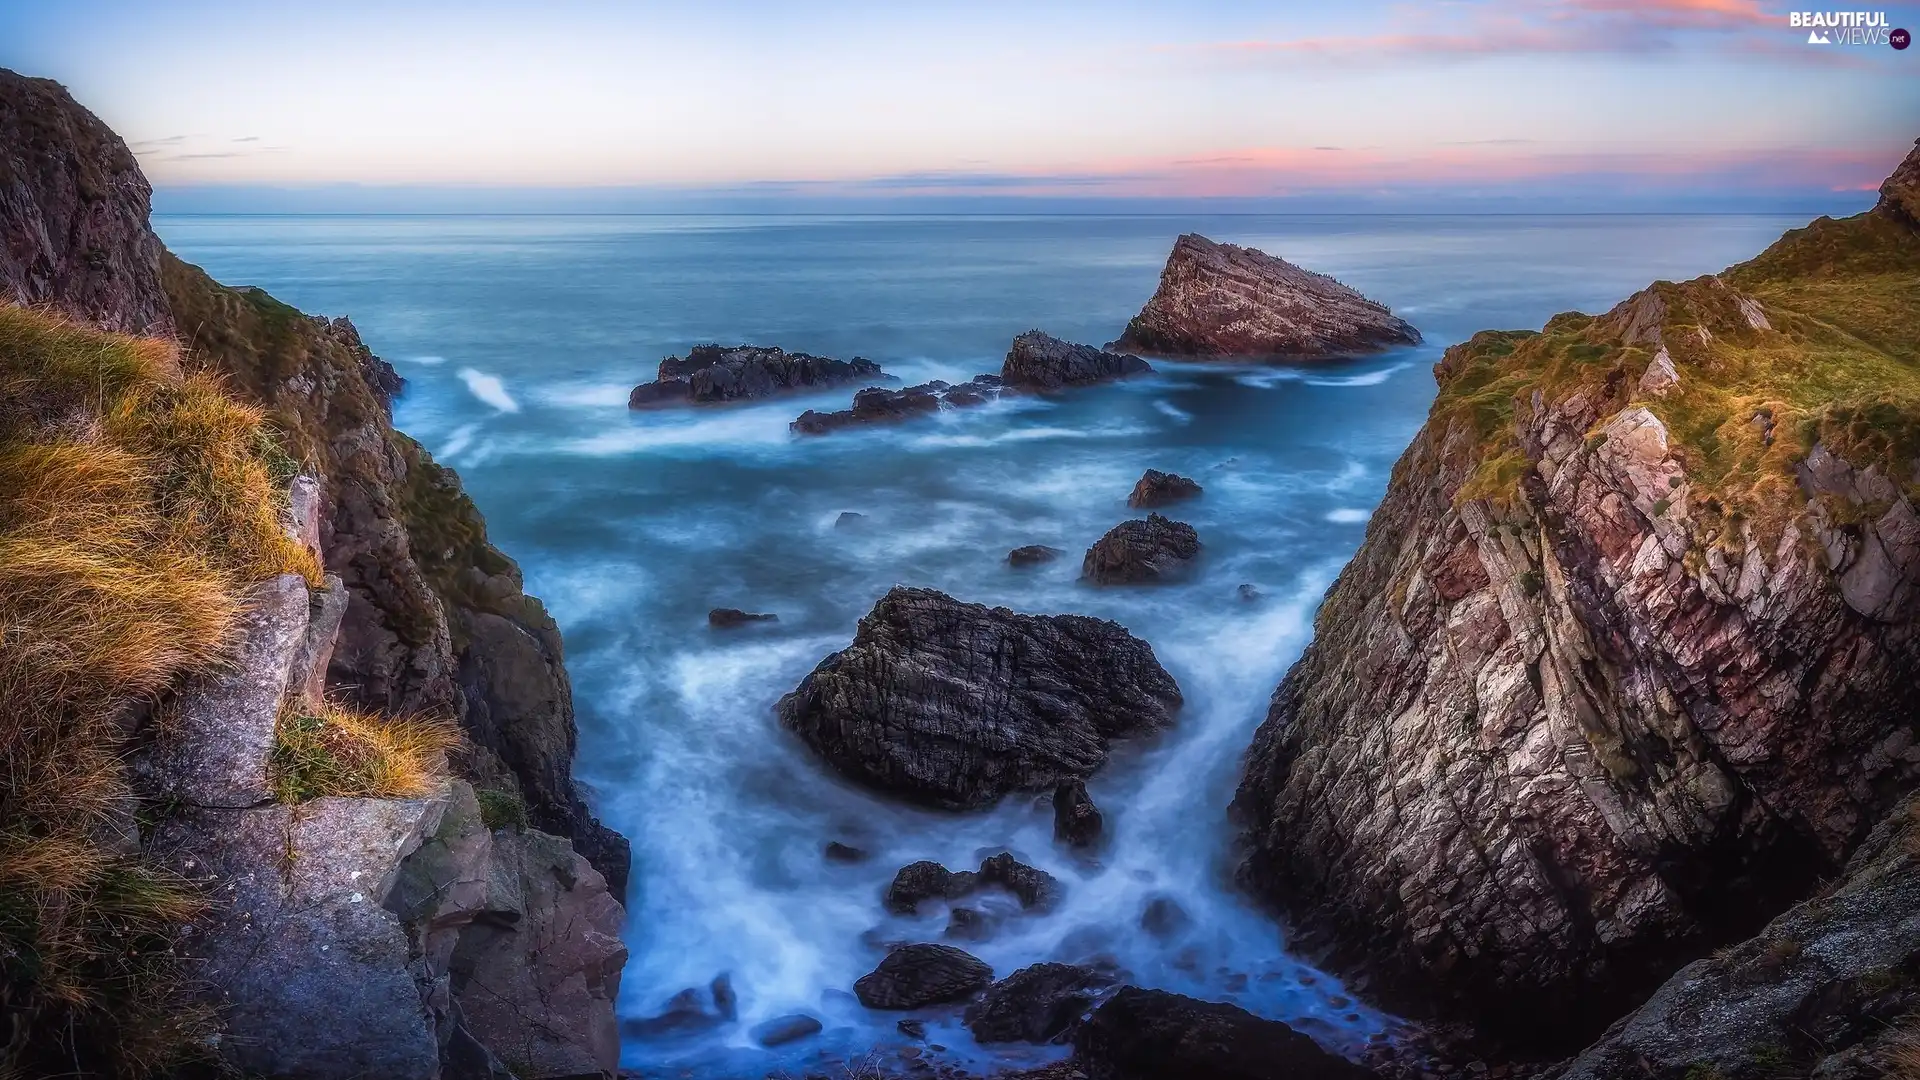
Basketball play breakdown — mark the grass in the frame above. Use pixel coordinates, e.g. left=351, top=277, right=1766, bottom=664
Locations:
left=270, top=703, right=458, bottom=804
left=1430, top=202, right=1920, bottom=541
left=0, top=303, right=316, bottom=1077
left=476, top=786, right=530, bottom=831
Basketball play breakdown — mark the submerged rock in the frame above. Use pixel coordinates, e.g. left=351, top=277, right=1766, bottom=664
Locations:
left=1111, top=233, right=1420, bottom=360
left=629, top=344, right=887, bottom=408
left=965, top=962, right=1115, bottom=1044
left=1008, top=544, right=1065, bottom=567
left=1053, top=779, right=1105, bottom=849
left=708, top=607, right=778, bottom=628
left=777, top=586, right=1181, bottom=809
left=792, top=375, right=1004, bottom=434
left=834, top=511, right=868, bottom=528
left=1082, top=515, right=1201, bottom=585
left=1001, top=330, right=1152, bottom=391
left=1127, top=469, right=1202, bottom=509
left=824, top=840, right=869, bottom=863
left=1074, top=987, right=1376, bottom=1080
left=886, top=852, right=1060, bottom=915
left=854, top=944, right=994, bottom=1009
left=749, top=1013, right=824, bottom=1047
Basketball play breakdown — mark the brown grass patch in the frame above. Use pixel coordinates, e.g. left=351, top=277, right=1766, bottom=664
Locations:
left=271, top=703, right=459, bottom=803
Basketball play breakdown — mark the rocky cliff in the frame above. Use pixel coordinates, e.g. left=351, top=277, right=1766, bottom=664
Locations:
left=1233, top=142, right=1920, bottom=1050
left=0, top=69, right=628, bottom=1078
left=1111, top=233, right=1420, bottom=360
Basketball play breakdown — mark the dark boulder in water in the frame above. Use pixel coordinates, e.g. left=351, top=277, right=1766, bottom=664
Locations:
left=964, top=962, right=1115, bottom=1044
left=1082, top=515, right=1201, bottom=585
left=1127, top=469, right=1202, bottom=509
left=748, top=1013, right=823, bottom=1047
left=1008, top=545, right=1064, bottom=567
left=853, top=944, right=994, bottom=1009
left=1053, top=779, right=1104, bottom=849
left=978, top=851, right=1061, bottom=911
left=708, top=607, right=778, bottom=628
left=1074, top=987, right=1377, bottom=1080
left=834, top=511, right=867, bottom=528
left=823, top=841, right=868, bottom=863
left=792, top=375, right=1004, bottom=434
left=629, top=344, right=888, bottom=409
left=776, top=586, right=1181, bottom=810
left=885, top=851, right=1060, bottom=915
left=1001, top=330, right=1151, bottom=392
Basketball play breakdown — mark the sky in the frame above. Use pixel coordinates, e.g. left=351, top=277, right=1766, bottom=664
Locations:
left=3, top=0, right=1918, bottom=210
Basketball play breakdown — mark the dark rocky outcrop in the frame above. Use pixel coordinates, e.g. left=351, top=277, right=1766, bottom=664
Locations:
left=749, top=1013, right=825, bottom=1047
left=1082, top=514, right=1201, bottom=585
left=964, top=963, right=1115, bottom=1044
left=777, top=586, right=1181, bottom=809
left=1111, top=233, right=1419, bottom=360
left=1052, top=779, right=1104, bottom=848
left=709, top=607, right=778, bottom=628
left=1072, top=988, right=1378, bottom=1080
left=629, top=343, right=886, bottom=408
left=792, top=375, right=1003, bottom=434
left=1232, top=146, right=1920, bottom=1049
left=1127, top=469, right=1202, bottom=509
left=853, top=944, right=994, bottom=1009
left=1551, top=795, right=1920, bottom=1080
left=885, top=852, right=1061, bottom=915
left=1001, top=330, right=1152, bottom=391
left=1009, top=545, right=1065, bottom=567
left=0, top=69, right=172, bottom=336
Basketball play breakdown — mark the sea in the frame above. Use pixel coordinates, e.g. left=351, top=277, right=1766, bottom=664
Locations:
left=154, top=210, right=1808, bottom=1077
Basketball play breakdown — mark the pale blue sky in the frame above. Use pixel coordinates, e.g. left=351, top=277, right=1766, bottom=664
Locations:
left=3, top=0, right=1915, bottom=206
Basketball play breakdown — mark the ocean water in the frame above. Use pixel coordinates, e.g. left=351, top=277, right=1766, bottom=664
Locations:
left=155, top=211, right=1807, bottom=1076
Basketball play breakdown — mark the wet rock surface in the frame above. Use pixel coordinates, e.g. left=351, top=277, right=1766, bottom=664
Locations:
left=1001, top=330, right=1152, bottom=391
left=708, top=607, right=779, bottom=628
left=1052, top=779, right=1104, bottom=848
left=964, top=963, right=1115, bottom=1044
left=1009, top=545, right=1065, bottom=567
left=1111, top=233, right=1420, bottom=360
left=1082, top=515, right=1201, bottom=585
left=777, top=586, right=1181, bottom=809
left=792, top=375, right=1003, bottom=434
left=1073, top=987, right=1378, bottom=1080
left=885, top=852, right=1061, bottom=915
left=1127, top=469, right=1202, bottom=509
left=630, top=344, right=887, bottom=408
left=854, top=944, right=995, bottom=1009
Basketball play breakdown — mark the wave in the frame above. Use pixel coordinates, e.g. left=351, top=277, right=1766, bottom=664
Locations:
left=458, top=368, right=521, bottom=413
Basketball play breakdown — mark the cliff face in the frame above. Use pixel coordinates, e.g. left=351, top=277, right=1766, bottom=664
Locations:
left=1234, top=143, right=1920, bottom=1048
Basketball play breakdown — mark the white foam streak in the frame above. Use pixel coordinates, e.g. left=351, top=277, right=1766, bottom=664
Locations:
left=457, top=368, right=520, bottom=413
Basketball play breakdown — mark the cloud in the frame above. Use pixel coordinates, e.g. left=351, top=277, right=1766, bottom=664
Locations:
left=131, top=135, right=189, bottom=149
left=232, top=135, right=261, bottom=142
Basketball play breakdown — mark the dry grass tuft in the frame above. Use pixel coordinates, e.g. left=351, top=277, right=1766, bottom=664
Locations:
left=0, top=303, right=315, bottom=1076
left=271, top=703, right=459, bottom=804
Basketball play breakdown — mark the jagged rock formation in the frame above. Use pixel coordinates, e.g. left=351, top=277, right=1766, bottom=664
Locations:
left=965, top=963, right=1115, bottom=1044
left=1072, top=987, right=1378, bottom=1080
left=792, top=374, right=1003, bottom=433
left=0, top=69, right=172, bottom=335
left=1233, top=143, right=1920, bottom=1048
left=1082, top=514, right=1201, bottom=584
left=1127, top=469, right=1202, bottom=509
left=1112, top=233, right=1419, bottom=359
left=629, top=343, right=886, bottom=407
left=884, top=852, right=1062, bottom=915
left=1053, top=779, right=1104, bottom=848
left=1552, top=794, right=1920, bottom=1080
left=776, top=586, right=1182, bottom=810
left=0, top=70, right=630, bottom=1079
left=1001, top=330, right=1152, bottom=391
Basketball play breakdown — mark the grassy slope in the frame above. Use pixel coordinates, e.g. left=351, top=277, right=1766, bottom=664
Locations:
left=1434, top=203, right=1920, bottom=539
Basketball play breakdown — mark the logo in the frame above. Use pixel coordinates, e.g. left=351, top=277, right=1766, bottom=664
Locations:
left=1790, top=10, right=1895, bottom=44
left=1894, top=27, right=1912, bottom=48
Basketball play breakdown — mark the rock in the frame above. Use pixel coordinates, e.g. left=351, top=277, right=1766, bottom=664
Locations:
left=945, top=906, right=996, bottom=941
left=1081, top=515, right=1201, bottom=585
left=1073, top=987, right=1377, bottom=1080
left=825, top=840, right=869, bottom=863
left=1127, top=470, right=1203, bottom=509
left=1110, top=233, right=1419, bottom=360
left=750, top=1013, right=825, bottom=1047
left=151, top=796, right=449, bottom=1080
left=777, top=586, right=1181, bottom=809
left=886, top=860, right=980, bottom=915
left=630, top=344, right=888, bottom=408
left=897, top=1018, right=927, bottom=1040
left=1001, top=330, right=1152, bottom=391
left=1637, top=346, right=1679, bottom=396
left=1231, top=198, right=1920, bottom=1048
left=1139, top=896, right=1190, bottom=940
left=835, top=511, right=868, bottom=528
left=1555, top=796, right=1920, bottom=1080
left=1876, top=136, right=1920, bottom=227
left=1237, top=583, right=1262, bottom=602
left=964, top=963, right=1115, bottom=1044
left=289, top=572, right=350, bottom=711
left=139, top=573, right=310, bottom=808
left=0, top=69, right=173, bottom=335
left=1009, top=545, right=1065, bottom=567
left=1053, top=780, right=1105, bottom=848
left=853, top=944, right=994, bottom=1009
left=627, top=987, right=727, bottom=1039
left=979, top=851, right=1062, bottom=911
left=709, top=607, right=779, bottom=628
left=792, top=375, right=1004, bottom=434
